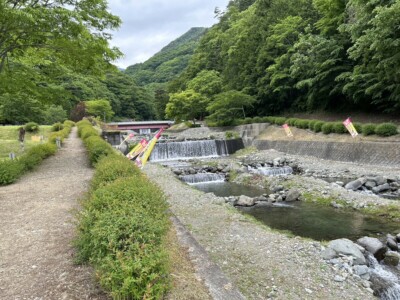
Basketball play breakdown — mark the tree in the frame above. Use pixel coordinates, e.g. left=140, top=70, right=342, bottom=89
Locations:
left=42, top=105, right=67, bottom=124
left=85, top=99, right=114, bottom=121
left=0, top=92, right=43, bottom=124
left=187, top=70, right=223, bottom=98
left=154, top=89, right=170, bottom=120
left=207, top=90, right=255, bottom=124
left=0, top=0, right=121, bottom=74
left=165, top=90, right=208, bottom=124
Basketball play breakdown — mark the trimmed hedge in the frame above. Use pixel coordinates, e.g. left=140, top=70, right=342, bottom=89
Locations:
left=75, top=121, right=171, bottom=299
left=0, top=120, right=74, bottom=185
left=332, top=122, right=347, bottom=134
left=375, top=123, right=398, bottom=136
left=362, top=123, right=377, bottom=136
left=321, top=122, right=334, bottom=134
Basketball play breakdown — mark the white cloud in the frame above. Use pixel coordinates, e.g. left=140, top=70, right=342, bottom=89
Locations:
left=107, top=0, right=230, bottom=68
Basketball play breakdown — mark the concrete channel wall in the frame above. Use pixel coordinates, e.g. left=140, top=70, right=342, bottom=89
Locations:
left=253, top=139, right=400, bottom=166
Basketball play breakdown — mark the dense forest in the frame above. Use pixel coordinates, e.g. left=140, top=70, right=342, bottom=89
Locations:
left=163, top=0, right=400, bottom=125
left=0, top=0, right=156, bottom=125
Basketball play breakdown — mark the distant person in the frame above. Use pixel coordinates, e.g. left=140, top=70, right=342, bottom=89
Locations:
left=18, top=127, right=26, bottom=142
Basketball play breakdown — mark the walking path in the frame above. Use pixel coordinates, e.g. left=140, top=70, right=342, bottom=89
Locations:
left=0, top=128, right=108, bottom=300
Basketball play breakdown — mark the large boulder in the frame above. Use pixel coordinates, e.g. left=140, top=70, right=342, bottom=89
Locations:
left=328, top=238, right=366, bottom=265
left=373, top=176, right=387, bottom=186
left=357, top=237, right=387, bottom=261
left=396, top=233, right=400, bottom=243
left=236, top=195, right=255, bottom=207
left=285, top=189, right=301, bottom=202
left=345, top=179, right=365, bottom=191
left=372, top=183, right=390, bottom=193
left=386, top=235, right=399, bottom=251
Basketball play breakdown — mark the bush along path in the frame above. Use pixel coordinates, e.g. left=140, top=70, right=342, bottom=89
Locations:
left=0, top=126, right=108, bottom=299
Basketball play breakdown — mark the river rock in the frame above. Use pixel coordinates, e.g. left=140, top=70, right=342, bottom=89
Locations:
left=386, top=236, right=399, bottom=251
left=364, top=181, right=377, bottom=189
left=328, top=239, right=366, bottom=265
left=321, top=248, right=337, bottom=260
left=345, top=179, right=365, bottom=191
left=383, top=252, right=400, bottom=266
left=372, top=183, right=390, bottom=193
left=396, top=233, right=400, bottom=243
left=173, top=169, right=183, bottom=175
left=357, top=237, right=387, bottom=261
left=373, top=176, right=387, bottom=186
left=254, top=195, right=268, bottom=202
left=285, top=189, right=301, bottom=202
left=353, top=265, right=369, bottom=277
left=236, top=195, right=255, bottom=207
left=272, top=185, right=284, bottom=193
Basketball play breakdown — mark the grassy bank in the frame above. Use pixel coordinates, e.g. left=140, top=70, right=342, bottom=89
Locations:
left=0, top=121, right=74, bottom=185
left=75, top=120, right=171, bottom=299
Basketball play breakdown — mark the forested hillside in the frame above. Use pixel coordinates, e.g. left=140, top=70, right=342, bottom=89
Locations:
left=165, top=0, right=400, bottom=125
left=125, top=27, right=207, bottom=86
left=0, top=0, right=155, bottom=124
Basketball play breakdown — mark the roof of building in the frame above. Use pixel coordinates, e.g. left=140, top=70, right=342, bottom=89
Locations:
left=107, top=121, right=175, bottom=126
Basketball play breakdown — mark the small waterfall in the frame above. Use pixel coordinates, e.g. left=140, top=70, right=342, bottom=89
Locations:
left=368, top=254, right=400, bottom=300
left=150, top=140, right=229, bottom=161
left=181, top=173, right=225, bottom=184
left=250, top=166, right=293, bottom=176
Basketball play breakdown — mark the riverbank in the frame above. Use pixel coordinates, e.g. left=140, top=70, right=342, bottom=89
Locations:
left=144, top=163, right=374, bottom=299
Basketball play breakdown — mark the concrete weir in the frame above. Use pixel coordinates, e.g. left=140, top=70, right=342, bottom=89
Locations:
left=253, top=140, right=400, bottom=166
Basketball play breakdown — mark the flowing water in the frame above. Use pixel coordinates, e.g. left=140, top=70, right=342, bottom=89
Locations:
left=249, top=166, right=293, bottom=176
left=150, top=139, right=244, bottom=161
left=181, top=173, right=225, bottom=184
left=368, top=254, right=400, bottom=300
left=239, top=202, right=399, bottom=241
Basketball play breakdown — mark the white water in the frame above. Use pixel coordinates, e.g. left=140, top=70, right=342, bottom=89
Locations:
left=249, top=166, right=293, bottom=176
left=150, top=140, right=228, bottom=161
left=368, top=254, right=400, bottom=300
left=181, top=173, right=225, bottom=184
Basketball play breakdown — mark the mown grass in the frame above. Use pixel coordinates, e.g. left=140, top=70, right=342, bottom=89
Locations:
left=0, top=125, right=52, bottom=159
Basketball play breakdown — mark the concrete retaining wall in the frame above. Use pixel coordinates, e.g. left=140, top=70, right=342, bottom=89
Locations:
left=253, top=140, right=400, bottom=166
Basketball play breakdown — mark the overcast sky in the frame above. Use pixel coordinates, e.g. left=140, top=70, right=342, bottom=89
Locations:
left=107, top=0, right=230, bottom=69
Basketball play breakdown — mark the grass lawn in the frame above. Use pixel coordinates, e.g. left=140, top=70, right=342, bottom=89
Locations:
left=0, top=126, right=52, bottom=159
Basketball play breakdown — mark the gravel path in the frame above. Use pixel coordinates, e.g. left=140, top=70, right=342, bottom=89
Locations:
left=0, top=128, right=108, bottom=300
left=144, top=163, right=374, bottom=300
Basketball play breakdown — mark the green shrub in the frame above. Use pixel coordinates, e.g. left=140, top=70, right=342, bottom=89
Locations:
left=225, top=131, right=240, bottom=139
left=51, top=122, right=64, bottom=132
left=353, top=122, right=363, bottom=135
left=90, top=154, right=142, bottom=190
left=84, top=136, right=114, bottom=165
left=75, top=169, right=170, bottom=298
left=25, top=122, right=39, bottom=132
left=274, top=117, right=287, bottom=125
left=0, top=160, right=24, bottom=185
left=294, top=119, right=310, bottom=129
left=313, top=121, right=325, bottom=132
left=63, top=120, right=75, bottom=128
left=375, top=123, right=398, bottom=136
left=286, top=118, right=298, bottom=126
left=80, top=126, right=99, bottom=140
left=243, top=117, right=253, bottom=124
left=321, top=122, right=334, bottom=134
left=308, top=120, right=318, bottom=130
left=252, top=116, right=263, bottom=123
left=262, top=116, right=274, bottom=123
left=332, top=122, right=347, bottom=134
left=362, top=123, right=377, bottom=136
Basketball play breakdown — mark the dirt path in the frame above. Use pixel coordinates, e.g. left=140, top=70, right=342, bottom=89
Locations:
left=0, top=128, right=108, bottom=300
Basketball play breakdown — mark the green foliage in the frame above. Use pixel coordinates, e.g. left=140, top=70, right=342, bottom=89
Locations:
left=24, top=122, right=39, bottom=133
left=294, top=119, right=310, bottom=129
left=51, top=123, right=64, bottom=132
left=75, top=129, right=171, bottom=298
left=332, top=122, right=347, bottom=134
left=313, top=121, right=325, bottom=132
left=308, top=120, right=318, bottom=130
left=187, top=70, right=222, bottom=97
left=166, top=89, right=208, bottom=123
left=0, top=160, right=24, bottom=185
left=375, top=123, right=398, bottom=137
left=287, top=118, right=298, bottom=126
left=42, top=105, right=67, bottom=125
left=252, top=116, right=263, bottom=123
left=83, top=136, right=114, bottom=166
left=362, top=123, right=377, bottom=136
left=353, top=122, right=363, bottom=135
left=125, top=27, right=207, bottom=85
left=85, top=99, right=114, bottom=121
left=207, top=90, right=256, bottom=123
left=273, top=117, right=287, bottom=126
left=321, top=122, right=334, bottom=134
left=225, top=131, right=240, bottom=139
